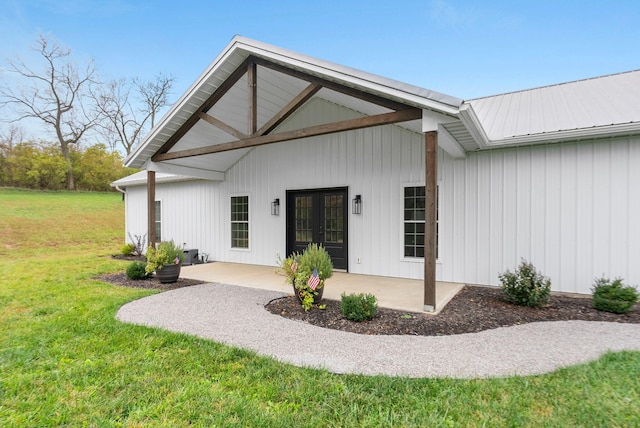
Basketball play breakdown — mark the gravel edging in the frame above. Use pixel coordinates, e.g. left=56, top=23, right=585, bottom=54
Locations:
left=116, top=282, right=640, bottom=379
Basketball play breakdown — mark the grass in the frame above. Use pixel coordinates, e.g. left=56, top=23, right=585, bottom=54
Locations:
left=1, top=188, right=639, bottom=427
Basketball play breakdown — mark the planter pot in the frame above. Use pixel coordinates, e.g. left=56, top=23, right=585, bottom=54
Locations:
left=293, top=281, right=324, bottom=304
left=156, top=263, right=181, bottom=283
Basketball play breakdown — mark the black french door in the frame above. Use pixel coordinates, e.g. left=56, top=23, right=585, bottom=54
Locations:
left=286, top=187, right=348, bottom=270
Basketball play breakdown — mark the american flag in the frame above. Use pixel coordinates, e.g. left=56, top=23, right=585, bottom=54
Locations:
left=307, top=268, right=320, bottom=291
left=291, top=256, right=299, bottom=273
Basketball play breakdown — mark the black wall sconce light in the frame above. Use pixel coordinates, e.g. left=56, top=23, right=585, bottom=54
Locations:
left=352, top=194, right=362, bottom=215
left=271, top=198, right=280, bottom=216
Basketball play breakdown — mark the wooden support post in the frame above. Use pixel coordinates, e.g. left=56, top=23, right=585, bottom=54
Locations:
left=424, top=131, right=437, bottom=312
left=147, top=170, right=156, bottom=248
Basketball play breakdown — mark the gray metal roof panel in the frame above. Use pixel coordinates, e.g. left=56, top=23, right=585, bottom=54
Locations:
left=467, top=70, right=640, bottom=143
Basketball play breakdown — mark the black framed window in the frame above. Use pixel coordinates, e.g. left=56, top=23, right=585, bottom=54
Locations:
left=231, top=196, right=249, bottom=248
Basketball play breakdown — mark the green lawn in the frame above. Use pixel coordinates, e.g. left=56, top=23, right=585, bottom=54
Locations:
left=0, top=188, right=638, bottom=427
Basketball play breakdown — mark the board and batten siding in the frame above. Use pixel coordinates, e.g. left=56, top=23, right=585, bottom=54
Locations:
left=441, top=136, right=640, bottom=294
left=124, top=180, right=218, bottom=259
left=124, top=96, right=639, bottom=295
left=219, top=98, right=438, bottom=279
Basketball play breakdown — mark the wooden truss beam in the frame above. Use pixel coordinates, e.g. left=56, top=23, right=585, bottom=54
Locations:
left=248, top=61, right=257, bottom=134
left=152, top=55, right=419, bottom=160
left=252, top=56, right=413, bottom=112
left=154, top=56, right=252, bottom=156
left=256, top=82, right=322, bottom=136
left=153, top=108, right=421, bottom=161
left=198, top=112, right=248, bottom=140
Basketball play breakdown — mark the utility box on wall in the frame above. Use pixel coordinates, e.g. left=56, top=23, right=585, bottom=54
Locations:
left=183, top=249, right=199, bottom=266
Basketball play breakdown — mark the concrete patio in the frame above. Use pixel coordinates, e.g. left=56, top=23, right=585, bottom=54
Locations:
left=181, top=262, right=465, bottom=314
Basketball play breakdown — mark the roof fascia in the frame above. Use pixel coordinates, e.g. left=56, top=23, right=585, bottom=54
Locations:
left=458, top=103, right=489, bottom=149
left=145, top=161, right=226, bottom=181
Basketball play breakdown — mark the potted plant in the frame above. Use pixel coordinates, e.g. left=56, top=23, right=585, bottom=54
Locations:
left=145, top=240, right=184, bottom=283
left=279, top=243, right=333, bottom=311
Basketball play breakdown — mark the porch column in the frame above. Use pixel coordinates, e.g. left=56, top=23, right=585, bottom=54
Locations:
left=147, top=170, right=156, bottom=248
left=424, top=131, right=437, bottom=312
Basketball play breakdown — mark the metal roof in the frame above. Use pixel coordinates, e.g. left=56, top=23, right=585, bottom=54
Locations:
left=463, top=70, right=640, bottom=146
left=125, top=36, right=640, bottom=173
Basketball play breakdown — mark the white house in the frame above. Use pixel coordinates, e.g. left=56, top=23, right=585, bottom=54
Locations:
left=114, top=36, right=640, bottom=308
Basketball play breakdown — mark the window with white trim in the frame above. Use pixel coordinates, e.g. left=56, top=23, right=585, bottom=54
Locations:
left=403, top=186, right=438, bottom=259
left=154, top=200, right=162, bottom=243
left=231, top=196, right=249, bottom=248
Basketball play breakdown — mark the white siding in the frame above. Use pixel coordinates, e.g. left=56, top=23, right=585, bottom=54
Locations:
left=442, top=136, right=640, bottom=294
left=124, top=180, right=218, bottom=260
left=217, top=98, right=432, bottom=278
left=124, top=97, right=640, bottom=295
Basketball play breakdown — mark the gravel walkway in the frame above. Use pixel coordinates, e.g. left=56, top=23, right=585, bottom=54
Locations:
left=116, top=283, right=640, bottom=379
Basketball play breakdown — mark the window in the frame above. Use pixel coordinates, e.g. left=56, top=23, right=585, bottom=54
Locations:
left=154, top=200, right=162, bottom=243
left=231, top=196, right=249, bottom=248
left=403, top=186, right=438, bottom=259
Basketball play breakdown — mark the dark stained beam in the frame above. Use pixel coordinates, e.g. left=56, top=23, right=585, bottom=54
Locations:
left=424, top=131, right=437, bottom=312
left=256, top=82, right=322, bottom=136
left=198, top=112, right=248, bottom=140
left=153, top=108, right=421, bottom=162
left=248, top=61, right=257, bottom=134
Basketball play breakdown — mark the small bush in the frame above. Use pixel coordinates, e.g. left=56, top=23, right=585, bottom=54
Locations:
left=499, top=259, right=551, bottom=307
left=592, top=277, right=638, bottom=314
left=341, top=292, right=378, bottom=322
left=126, top=261, right=149, bottom=280
left=121, top=243, right=136, bottom=256
left=127, top=233, right=146, bottom=256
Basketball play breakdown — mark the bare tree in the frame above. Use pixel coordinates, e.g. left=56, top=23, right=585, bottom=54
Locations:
left=94, top=74, right=173, bottom=155
left=0, top=34, right=100, bottom=190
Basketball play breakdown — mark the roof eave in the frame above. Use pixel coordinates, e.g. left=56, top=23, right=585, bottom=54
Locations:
left=485, top=122, right=640, bottom=148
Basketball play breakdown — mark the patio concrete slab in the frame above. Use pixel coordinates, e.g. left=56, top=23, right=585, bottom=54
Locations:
left=181, top=262, right=464, bottom=314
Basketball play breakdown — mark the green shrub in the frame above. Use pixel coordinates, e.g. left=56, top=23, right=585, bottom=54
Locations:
left=592, top=277, right=638, bottom=314
left=126, top=261, right=149, bottom=280
left=341, top=292, right=378, bottom=322
left=499, top=259, right=551, bottom=308
left=121, top=243, right=136, bottom=256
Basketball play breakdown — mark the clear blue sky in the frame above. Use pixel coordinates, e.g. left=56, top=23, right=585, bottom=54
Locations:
left=1, top=0, right=639, bottom=140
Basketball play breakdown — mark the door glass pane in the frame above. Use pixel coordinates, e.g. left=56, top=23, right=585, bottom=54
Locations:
left=324, top=194, right=344, bottom=243
left=295, top=196, right=313, bottom=242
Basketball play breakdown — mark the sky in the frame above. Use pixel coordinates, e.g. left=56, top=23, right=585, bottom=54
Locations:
left=1, top=0, right=639, bottom=142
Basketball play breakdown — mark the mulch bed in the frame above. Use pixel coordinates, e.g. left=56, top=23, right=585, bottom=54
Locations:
left=96, top=272, right=205, bottom=291
left=265, top=286, right=640, bottom=336
left=98, top=268, right=639, bottom=336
